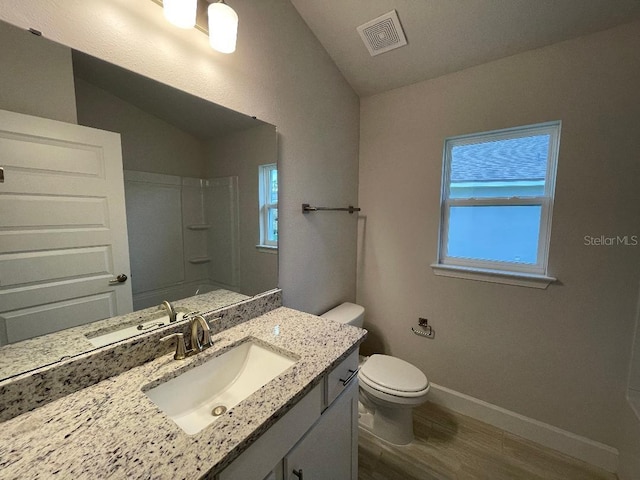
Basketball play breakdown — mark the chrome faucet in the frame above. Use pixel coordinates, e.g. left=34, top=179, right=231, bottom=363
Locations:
left=190, top=315, right=213, bottom=352
left=161, top=300, right=177, bottom=323
left=159, top=315, right=217, bottom=360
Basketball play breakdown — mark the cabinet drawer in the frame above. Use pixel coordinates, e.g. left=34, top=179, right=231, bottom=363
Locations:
left=325, top=349, right=359, bottom=408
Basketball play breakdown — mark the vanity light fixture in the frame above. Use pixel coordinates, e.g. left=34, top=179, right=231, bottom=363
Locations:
left=158, top=0, right=238, bottom=54
left=208, top=1, right=238, bottom=54
left=163, top=0, right=197, bottom=29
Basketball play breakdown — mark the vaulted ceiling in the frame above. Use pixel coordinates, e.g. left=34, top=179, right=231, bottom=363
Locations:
left=290, top=0, right=640, bottom=97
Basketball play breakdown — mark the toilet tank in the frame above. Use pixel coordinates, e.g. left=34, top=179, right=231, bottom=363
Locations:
left=321, top=302, right=365, bottom=328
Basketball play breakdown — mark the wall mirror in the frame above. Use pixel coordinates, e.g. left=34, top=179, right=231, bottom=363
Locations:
left=0, top=19, right=278, bottom=381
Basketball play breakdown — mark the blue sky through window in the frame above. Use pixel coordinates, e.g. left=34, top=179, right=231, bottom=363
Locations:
left=447, top=205, right=542, bottom=264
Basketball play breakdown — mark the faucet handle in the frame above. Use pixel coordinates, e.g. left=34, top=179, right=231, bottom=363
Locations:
left=160, top=332, right=187, bottom=360
left=183, top=311, right=200, bottom=320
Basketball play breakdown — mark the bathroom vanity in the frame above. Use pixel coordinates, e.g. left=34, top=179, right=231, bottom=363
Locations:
left=0, top=305, right=365, bottom=479
left=217, top=349, right=360, bottom=480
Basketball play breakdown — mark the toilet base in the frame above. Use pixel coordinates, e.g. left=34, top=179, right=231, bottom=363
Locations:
left=357, top=401, right=415, bottom=445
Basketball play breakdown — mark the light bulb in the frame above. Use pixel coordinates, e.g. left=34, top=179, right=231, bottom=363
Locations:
left=208, top=2, right=238, bottom=54
left=163, top=0, right=197, bottom=29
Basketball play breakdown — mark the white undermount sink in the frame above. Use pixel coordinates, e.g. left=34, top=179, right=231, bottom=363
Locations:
left=144, top=339, right=297, bottom=435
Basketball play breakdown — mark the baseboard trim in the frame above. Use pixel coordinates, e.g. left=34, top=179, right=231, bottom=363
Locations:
left=428, top=383, right=619, bottom=473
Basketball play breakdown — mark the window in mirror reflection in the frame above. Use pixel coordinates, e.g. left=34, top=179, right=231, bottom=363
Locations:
left=259, top=164, right=278, bottom=248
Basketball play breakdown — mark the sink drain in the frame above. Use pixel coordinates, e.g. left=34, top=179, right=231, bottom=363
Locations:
left=211, top=405, right=227, bottom=416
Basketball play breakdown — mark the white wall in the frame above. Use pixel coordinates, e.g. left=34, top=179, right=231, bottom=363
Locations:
left=0, top=0, right=360, bottom=314
left=358, top=19, right=640, bottom=469
left=206, top=125, right=278, bottom=296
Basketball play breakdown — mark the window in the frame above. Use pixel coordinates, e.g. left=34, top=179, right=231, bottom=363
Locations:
left=433, top=121, right=560, bottom=287
left=258, top=163, right=278, bottom=249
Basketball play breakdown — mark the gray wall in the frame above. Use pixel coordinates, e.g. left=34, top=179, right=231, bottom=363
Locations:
left=358, top=19, right=640, bottom=473
left=0, top=21, right=77, bottom=123
left=0, top=0, right=360, bottom=315
left=629, top=292, right=640, bottom=393
left=75, top=78, right=206, bottom=178
left=206, top=125, right=279, bottom=296
left=620, top=285, right=640, bottom=479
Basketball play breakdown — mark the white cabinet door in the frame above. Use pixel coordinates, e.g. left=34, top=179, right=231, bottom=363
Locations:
left=0, top=108, right=132, bottom=344
left=284, top=380, right=358, bottom=480
left=216, top=384, right=323, bottom=480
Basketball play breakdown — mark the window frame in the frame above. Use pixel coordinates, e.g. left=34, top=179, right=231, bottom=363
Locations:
left=435, top=121, right=561, bottom=282
left=258, top=163, right=278, bottom=249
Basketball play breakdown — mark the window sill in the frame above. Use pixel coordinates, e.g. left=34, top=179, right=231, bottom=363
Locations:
left=430, top=263, right=555, bottom=289
left=256, top=245, right=278, bottom=254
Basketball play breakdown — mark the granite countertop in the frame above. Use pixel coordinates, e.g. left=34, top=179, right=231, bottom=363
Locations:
left=0, top=289, right=249, bottom=380
left=0, top=307, right=366, bottom=480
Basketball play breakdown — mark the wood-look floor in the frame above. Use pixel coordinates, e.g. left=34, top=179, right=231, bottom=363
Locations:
left=358, top=402, right=618, bottom=480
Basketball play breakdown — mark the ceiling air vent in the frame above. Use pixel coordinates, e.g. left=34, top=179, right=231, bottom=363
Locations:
left=357, top=10, right=407, bottom=57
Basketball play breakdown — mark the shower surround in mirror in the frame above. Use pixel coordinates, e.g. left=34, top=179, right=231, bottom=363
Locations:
left=124, top=171, right=240, bottom=310
left=74, top=70, right=279, bottom=307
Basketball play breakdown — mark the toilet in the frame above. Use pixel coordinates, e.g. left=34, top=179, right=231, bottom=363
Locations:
left=321, top=302, right=430, bottom=445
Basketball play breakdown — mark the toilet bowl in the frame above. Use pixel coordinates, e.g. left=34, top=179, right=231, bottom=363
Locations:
left=321, top=303, right=430, bottom=445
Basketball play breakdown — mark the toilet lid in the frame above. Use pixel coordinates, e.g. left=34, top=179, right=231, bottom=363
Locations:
left=359, top=354, right=428, bottom=393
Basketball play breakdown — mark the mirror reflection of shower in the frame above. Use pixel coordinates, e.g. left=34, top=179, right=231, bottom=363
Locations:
left=124, top=171, right=240, bottom=310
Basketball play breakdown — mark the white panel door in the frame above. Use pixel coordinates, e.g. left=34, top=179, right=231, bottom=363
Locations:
left=0, top=108, right=132, bottom=345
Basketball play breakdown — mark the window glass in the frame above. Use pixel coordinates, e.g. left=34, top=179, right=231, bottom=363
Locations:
left=259, top=164, right=278, bottom=248
left=267, top=207, right=278, bottom=243
left=447, top=205, right=542, bottom=264
left=450, top=134, right=550, bottom=196
left=269, top=169, right=278, bottom=204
